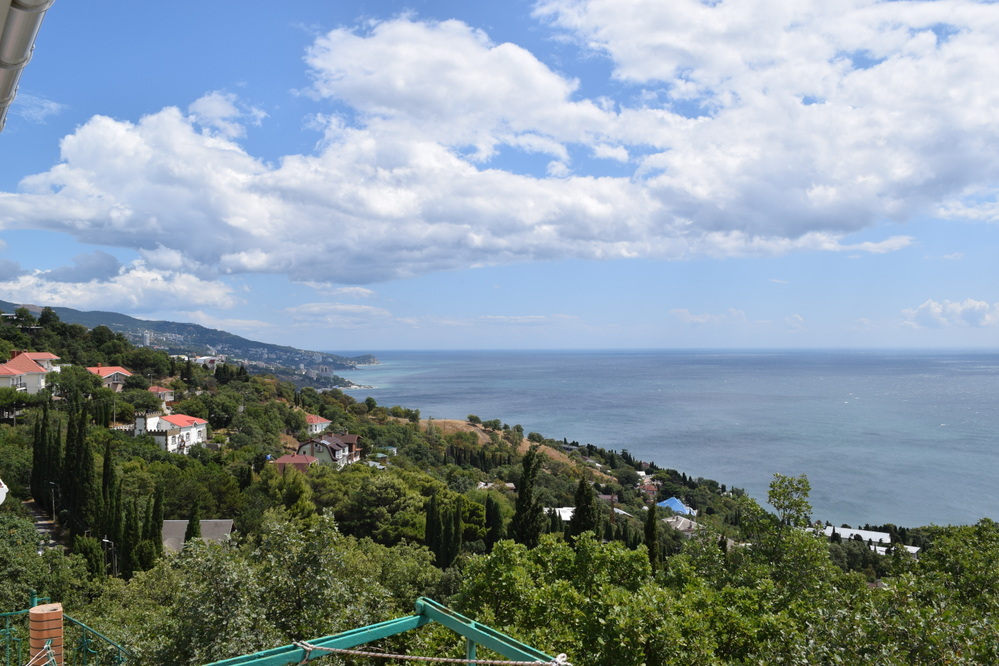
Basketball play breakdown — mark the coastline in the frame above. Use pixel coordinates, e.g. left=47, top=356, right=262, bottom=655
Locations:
left=319, top=349, right=999, bottom=528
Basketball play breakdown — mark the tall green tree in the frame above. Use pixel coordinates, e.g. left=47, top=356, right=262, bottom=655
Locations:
left=644, top=500, right=660, bottom=573
left=568, top=477, right=598, bottom=541
left=425, top=493, right=443, bottom=563
left=484, top=493, right=505, bottom=551
left=149, top=485, right=165, bottom=558
left=185, top=499, right=202, bottom=542
left=510, top=446, right=545, bottom=549
left=768, top=473, right=812, bottom=527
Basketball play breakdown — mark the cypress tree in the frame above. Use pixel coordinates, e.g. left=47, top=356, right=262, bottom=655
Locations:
left=510, top=446, right=545, bottom=549
left=109, top=478, right=123, bottom=546
left=484, top=494, right=504, bottom=551
left=568, top=477, right=598, bottom=541
left=150, top=485, right=165, bottom=557
left=185, top=499, right=202, bottom=542
left=425, top=494, right=443, bottom=564
left=30, top=401, right=48, bottom=504
left=450, top=500, right=463, bottom=564
left=121, top=498, right=142, bottom=578
left=78, top=421, right=102, bottom=534
left=645, top=501, right=661, bottom=572
left=99, top=435, right=116, bottom=539
left=62, top=405, right=93, bottom=534
left=440, top=507, right=454, bottom=568
left=143, top=497, right=155, bottom=544
left=547, top=508, right=563, bottom=535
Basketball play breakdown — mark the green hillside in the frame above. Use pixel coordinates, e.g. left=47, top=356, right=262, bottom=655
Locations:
left=0, top=299, right=375, bottom=372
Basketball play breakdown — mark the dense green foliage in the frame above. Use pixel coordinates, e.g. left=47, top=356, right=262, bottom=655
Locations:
left=2, top=311, right=998, bottom=664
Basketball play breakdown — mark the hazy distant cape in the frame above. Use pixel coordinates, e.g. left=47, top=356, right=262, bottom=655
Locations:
left=0, top=298, right=375, bottom=372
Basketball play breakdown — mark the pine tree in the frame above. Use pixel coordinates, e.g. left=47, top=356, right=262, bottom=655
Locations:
left=510, top=446, right=545, bottom=549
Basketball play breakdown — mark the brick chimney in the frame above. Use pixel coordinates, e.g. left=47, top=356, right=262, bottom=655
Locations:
left=29, top=602, right=63, bottom=665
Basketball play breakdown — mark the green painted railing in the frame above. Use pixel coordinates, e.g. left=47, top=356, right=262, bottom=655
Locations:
left=0, top=608, right=29, bottom=666
left=207, top=597, right=565, bottom=666
left=1, top=594, right=133, bottom=666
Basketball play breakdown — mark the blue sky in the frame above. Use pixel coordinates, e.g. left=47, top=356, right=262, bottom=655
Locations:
left=1, top=0, right=997, bottom=350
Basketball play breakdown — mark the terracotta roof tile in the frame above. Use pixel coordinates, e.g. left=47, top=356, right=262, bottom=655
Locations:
left=86, top=366, right=133, bottom=378
left=160, top=414, right=208, bottom=428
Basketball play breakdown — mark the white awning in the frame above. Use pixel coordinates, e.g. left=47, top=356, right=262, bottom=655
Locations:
left=0, top=0, right=56, bottom=131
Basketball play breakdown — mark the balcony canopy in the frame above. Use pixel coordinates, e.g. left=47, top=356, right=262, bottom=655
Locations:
left=0, top=0, right=56, bottom=131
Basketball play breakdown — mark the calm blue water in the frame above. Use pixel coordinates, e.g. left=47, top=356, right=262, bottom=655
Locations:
left=330, top=350, right=999, bottom=528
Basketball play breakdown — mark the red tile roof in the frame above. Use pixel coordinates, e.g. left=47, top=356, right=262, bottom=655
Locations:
left=86, top=366, right=133, bottom=378
left=270, top=454, right=319, bottom=474
left=22, top=352, right=59, bottom=361
left=1, top=355, right=46, bottom=374
left=305, top=414, right=331, bottom=424
left=160, top=414, right=208, bottom=428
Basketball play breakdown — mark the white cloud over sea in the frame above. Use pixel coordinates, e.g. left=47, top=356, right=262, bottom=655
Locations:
left=1, top=3, right=999, bottom=313
left=903, top=299, right=999, bottom=328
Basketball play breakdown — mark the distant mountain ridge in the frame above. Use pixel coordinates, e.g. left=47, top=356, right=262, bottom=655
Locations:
left=0, top=299, right=376, bottom=376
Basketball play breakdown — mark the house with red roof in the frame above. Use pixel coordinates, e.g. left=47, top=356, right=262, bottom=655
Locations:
left=0, top=351, right=60, bottom=394
left=269, top=453, right=319, bottom=475
left=135, top=411, right=208, bottom=454
left=297, top=432, right=362, bottom=468
left=148, top=385, right=175, bottom=410
left=86, top=364, right=132, bottom=392
left=305, top=413, right=331, bottom=436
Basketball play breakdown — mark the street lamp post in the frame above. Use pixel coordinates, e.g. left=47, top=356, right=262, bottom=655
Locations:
left=47, top=480, right=59, bottom=517
left=101, top=538, right=119, bottom=577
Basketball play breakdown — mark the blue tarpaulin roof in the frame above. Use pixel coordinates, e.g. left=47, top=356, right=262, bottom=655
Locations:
left=657, top=496, right=695, bottom=515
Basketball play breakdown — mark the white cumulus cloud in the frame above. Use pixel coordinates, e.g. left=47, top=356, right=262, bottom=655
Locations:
left=2, top=7, right=995, bottom=295
left=902, top=298, right=999, bottom=328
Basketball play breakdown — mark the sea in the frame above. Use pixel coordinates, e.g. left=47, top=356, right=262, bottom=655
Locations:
left=328, top=349, right=999, bottom=529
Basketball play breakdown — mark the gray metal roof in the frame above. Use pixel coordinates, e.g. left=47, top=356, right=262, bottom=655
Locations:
left=0, top=0, right=56, bottom=132
left=161, top=519, right=235, bottom=553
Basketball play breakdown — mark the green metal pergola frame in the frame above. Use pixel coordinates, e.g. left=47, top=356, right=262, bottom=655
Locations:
left=206, top=597, right=559, bottom=666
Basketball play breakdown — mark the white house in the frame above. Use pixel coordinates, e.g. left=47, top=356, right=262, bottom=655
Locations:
left=663, top=515, right=701, bottom=538
left=193, top=356, right=223, bottom=372
left=304, top=413, right=331, bottom=436
left=135, top=412, right=208, bottom=454
left=0, top=351, right=60, bottom=394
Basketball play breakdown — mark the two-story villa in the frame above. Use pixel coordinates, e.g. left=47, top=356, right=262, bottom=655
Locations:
left=135, top=412, right=208, bottom=454
left=0, top=351, right=60, bottom=394
left=296, top=432, right=362, bottom=469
